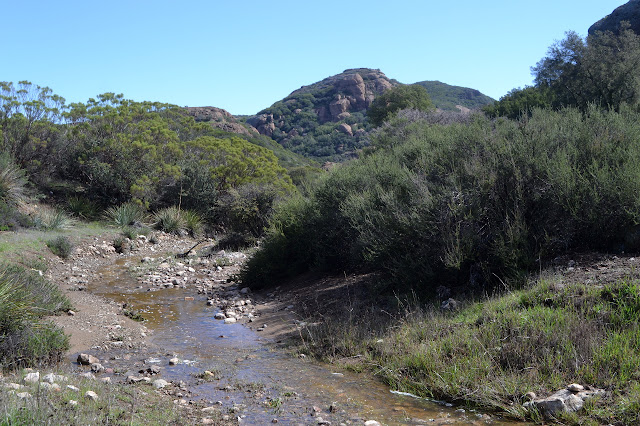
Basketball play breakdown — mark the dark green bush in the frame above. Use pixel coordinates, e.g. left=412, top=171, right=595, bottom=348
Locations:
left=214, top=183, right=281, bottom=238
left=46, top=236, right=73, bottom=259
left=243, top=106, right=640, bottom=295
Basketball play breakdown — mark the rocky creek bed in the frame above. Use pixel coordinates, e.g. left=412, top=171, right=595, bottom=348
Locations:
left=14, top=232, right=522, bottom=425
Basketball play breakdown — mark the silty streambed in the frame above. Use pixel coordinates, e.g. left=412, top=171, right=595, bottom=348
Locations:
left=85, top=256, right=522, bottom=425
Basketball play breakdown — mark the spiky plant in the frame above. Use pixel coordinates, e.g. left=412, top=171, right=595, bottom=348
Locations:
left=183, top=210, right=204, bottom=237
left=104, top=202, right=147, bottom=228
left=0, top=155, right=27, bottom=207
left=33, top=205, right=76, bottom=231
left=153, top=206, right=186, bottom=235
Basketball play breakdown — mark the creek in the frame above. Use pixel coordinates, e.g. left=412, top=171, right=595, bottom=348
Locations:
left=86, top=255, right=521, bottom=425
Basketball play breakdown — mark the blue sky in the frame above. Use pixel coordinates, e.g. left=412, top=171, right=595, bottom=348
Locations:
left=4, top=1, right=628, bottom=115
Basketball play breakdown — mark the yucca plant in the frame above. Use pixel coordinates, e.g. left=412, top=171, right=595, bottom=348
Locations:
left=153, top=206, right=186, bottom=235
left=0, top=270, right=32, bottom=335
left=33, top=205, right=76, bottom=231
left=66, top=196, right=98, bottom=219
left=0, top=155, right=28, bottom=207
left=104, top=202, right=147, bottom=228
left=183, top=209, right=204, bottom=237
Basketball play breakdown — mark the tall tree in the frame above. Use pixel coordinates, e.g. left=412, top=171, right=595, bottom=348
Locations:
left=531, top=26, right=640, bottom=111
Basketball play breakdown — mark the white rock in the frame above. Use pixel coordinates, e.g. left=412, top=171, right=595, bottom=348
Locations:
left=67, top=385, right=80, bottom=392
left=364, top=421, right=382, bottom=426
left=153, top=379, right=169, bottom=389
left=4, top=383, right=23, bottom=390
left=42, top=373, right=66, bottom=384
left=100, top=377, right=112, bottom=384
left=40, top=382, right=61, bottom=392
left=23, top=372, right=40, bottom=384
left=169, top=357, right=179, bottom=365
left=214, top=313, right=226, bottom=320
left=68, top=400, right=78, bottom=406
left=85, top=390, right=99, bottom=401
left=567, top=383, right=584, bottom=392
left=16, top=392, right=31, bottom=399
left=224, top=317, right=237, bottom=324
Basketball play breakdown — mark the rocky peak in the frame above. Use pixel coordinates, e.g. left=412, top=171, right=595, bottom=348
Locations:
left=185, top=106, right=256, bottom=136
left=285, top=68, right=398, bottom=123
left=589, top=0, right=640, bottom=35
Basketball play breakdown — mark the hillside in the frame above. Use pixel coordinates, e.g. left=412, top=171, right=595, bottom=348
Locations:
left=414, top=80, right=495, bottom=111
left=185, top=106, right=314, bottom=169
left=244, top=68, right=495, bottom=161
left=589, top=0, right=640, bottom=35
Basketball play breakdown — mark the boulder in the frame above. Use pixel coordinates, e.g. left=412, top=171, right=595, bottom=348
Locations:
left=23, top=372, right=40, bottom=384
left=524, top=385, right=604, bottom=417
left=77, top=353, right=100, bottom=366
left=589, top=0, right=640, bottom=35
left=337, top=123, right=353, bottom=136
left=153, top=379, right=169, bottom=389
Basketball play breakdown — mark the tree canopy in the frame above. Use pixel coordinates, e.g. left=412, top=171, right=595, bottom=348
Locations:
left=367, top=84, right=434, bottom=126
left=487, top=25, right=640, bottom=118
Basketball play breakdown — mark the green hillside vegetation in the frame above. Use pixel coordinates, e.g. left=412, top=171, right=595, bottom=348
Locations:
left=414, top=80, right=495, bottom=111
left=247, top=68, right=494, bottom=162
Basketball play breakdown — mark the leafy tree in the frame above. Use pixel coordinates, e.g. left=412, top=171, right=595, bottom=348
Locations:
left=484, top=86, right=554, bottom=119
left=182, top=136, right=294, bottom=193
left=0, top=81, right=67, bottom=180
left=367, top=84, right=434, bottom=127
left=531, top=26, right=640, bottom=111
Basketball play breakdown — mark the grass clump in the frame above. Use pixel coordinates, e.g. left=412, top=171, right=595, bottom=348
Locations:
left=46, top=236, right=73, bottom=259
left=152, top=206, right=203, bottom=236
left=0, top=371, right=207, bottom=425
left=105, top=202, right=147, bottom=228
left=33, top=206, right=76, bottom=231
left=152, top=206, right=185, bottom=234
left=66, top=196, right=99, bottom=220
left=298, top=274, right=640, bottom=423
left=0, top=265, right=71, bottom=370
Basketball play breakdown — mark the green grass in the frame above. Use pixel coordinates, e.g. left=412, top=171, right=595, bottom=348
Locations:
left=0, top=370, right=214, bottom=425
left=296, top=274, right=640, bottom=423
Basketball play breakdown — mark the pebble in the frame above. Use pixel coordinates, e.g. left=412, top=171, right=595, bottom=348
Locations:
left=224, top=317, right=237, bottom=324
left=16, top=392, right=31, bottom=399
left=169, top=357, right=179, bottom=365
left=84, top=390, right=99, bottom=401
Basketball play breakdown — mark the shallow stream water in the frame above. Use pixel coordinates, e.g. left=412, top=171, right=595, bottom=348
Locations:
left=87, top=256, right=523, bottom=425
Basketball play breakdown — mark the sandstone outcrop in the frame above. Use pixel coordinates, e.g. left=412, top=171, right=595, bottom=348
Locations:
left=185, top=106, right=256, bottom=136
